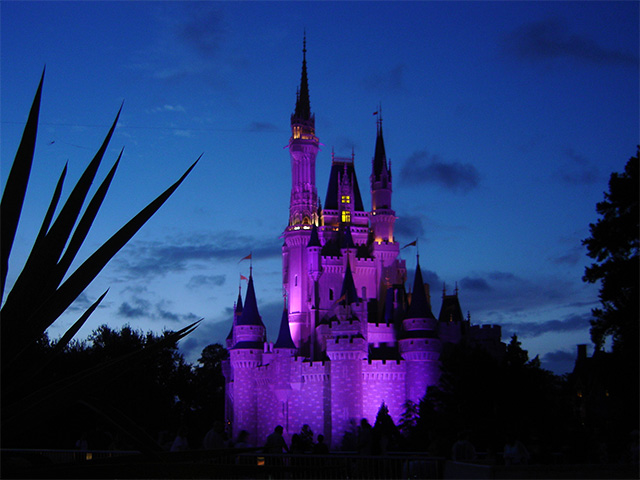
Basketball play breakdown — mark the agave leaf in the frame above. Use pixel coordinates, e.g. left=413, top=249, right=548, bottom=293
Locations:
left=51, top=289, right=109, bottom=356
left=35, top=163, right=67, bottom=246
left=1, top=106, right=122, bottom=333
left=35, top=157, right=201, bottom=332
left=2, top=320, right=201, bottom=425
left=57, top=149, right=123, bottom=279
left=0, top=69, right=44, bottom=299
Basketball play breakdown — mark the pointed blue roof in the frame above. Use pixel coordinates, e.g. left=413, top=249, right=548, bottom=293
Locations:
left=274, top=308, right=297, bottom=350
left=339, top=259, right=360, bottom=305
left=340, top=224, right=356, bottom=249
left=405, top=261, right=435, bottom=319
left=237, top=274, right=265, bottom=327
left=226, top=289, right=243, bottom=341
left=372, top=122, right=389, bottom=180
left=307, top=223, right=321, bottom=248
left=324, top=160, right=365, bottom=211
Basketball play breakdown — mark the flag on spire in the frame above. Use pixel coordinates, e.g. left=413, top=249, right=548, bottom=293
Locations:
left=238, top=253, right=252, bottom=263
left=402, top=239, right=418, bottom=249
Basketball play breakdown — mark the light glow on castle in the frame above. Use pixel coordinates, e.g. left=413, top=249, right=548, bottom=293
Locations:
left=222, top=39, right=504, bottom=449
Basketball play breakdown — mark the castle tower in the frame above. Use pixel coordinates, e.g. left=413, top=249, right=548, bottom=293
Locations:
left=283, top=36, right=320, bottom=354
left=228, top=271, right=266, bottom=440
left=399, top=259, right=441, bottom=403
left=370, top=116, right=395, bottom=243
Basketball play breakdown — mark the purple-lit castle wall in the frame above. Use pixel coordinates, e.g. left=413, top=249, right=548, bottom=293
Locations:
left=221, top=43, right=504, bottom=449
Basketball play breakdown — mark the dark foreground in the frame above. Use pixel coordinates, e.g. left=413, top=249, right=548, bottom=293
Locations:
left=2, top=449, right=638, bottom=479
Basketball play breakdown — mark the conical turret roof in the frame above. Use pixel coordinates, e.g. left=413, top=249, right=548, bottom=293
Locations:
left=237, top=273, right=265, bottom=327
left=405, top=260, right=435, bottom=319
left=274, top=307, right=297, bottom=350
left=340, top=223, right=356, bottom=250
left=339, top=259, right=360, bottom=305
left=307, top=223, right=322, bottom=248
left=372, top=122, right=389, bottom=180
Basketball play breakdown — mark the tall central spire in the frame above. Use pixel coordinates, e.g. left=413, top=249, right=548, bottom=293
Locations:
left=291, top=33, right=314, bottom=134
left=294, top=34, right=311, bottom=120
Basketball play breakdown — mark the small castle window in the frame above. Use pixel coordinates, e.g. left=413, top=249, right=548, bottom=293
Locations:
left=295, top=275, right=298, bottom=286
left=341, top=211, right=351, bottom=223
left=341, top=195, right=350, bottom=204
left=329, top=289, right=334, bottom=300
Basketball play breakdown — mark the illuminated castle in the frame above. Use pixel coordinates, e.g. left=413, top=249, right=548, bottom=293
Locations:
left=222, top=40, right=503, bottom=448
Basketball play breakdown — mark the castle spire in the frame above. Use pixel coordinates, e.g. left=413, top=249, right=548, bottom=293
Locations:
left=274, top=306, right=297, bottom=350
left=406, top=257, right=435, bottom=319
left=372, top=116, right=389, bottom=180
left=237, top=271, right=265, bottom=327
left=292, top=33, right=312, bottom=124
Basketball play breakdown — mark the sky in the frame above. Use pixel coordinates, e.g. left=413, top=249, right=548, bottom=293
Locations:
left=2, top=1, right=638, bottom=375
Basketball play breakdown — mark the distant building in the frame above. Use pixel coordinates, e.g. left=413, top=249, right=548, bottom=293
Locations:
left=222, top=39, right=504, bottom=449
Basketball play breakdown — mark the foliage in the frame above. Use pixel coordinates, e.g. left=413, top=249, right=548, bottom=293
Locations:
left=415, top=341, right=576, bottom=461
left=0, top=71, right=200, bottom=449
left=582, top=148, right=639, bottom=357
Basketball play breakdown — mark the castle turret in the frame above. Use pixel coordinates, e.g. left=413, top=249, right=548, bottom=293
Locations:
left=370, top=116, right=395, bottom=243
left=399, top=259, right=441, bottom=402
left=228, top=270, right=266, bottom=440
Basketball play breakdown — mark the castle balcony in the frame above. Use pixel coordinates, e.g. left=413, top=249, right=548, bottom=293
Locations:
left=399, top=337, right=442, bottom=358
left=403, top=317, right=438, bottom=332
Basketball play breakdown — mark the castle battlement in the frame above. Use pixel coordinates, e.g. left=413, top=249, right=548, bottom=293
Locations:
left=470, top=324, right=502, bottom=339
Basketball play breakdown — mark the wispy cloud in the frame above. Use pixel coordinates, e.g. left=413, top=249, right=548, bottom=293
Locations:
left=400, top=150, right=480, bottom=193
left=115, top=232, right=281, bottom=278
left=187, top=274, right=226, bottom=289
left=178, top=5, right=226, bottom=58
left=395, top=214, right=426, bottom=241
left=363, top=64, right=407, bottom=92
left=556, top=148, right=600, bottom=185
left=152, top=104, right=187, bottom=113
left=504, top=17, right=639, bottom=67
left=248, top=122, right=279, bottom=132
left=500, top=312, right=591, bottom=338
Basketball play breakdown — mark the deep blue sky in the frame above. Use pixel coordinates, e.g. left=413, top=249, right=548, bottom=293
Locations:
left=2, top=1, right=638, bottom=374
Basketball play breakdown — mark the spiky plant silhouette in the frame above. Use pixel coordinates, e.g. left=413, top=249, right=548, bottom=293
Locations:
left=1, top=70, right=201, bottom=451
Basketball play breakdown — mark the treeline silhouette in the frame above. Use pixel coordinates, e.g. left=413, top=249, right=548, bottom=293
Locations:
left=2, top=327, right=227, bottom=451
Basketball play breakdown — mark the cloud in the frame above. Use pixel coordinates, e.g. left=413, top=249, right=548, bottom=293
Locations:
left=118, top=300, right=151, bottom=319
left=363, top=64, right=406, bottom=92
left=551, top=244, right=584, bottom=266
left=500, top=312, right=591, bottom=338
left=116, top=232, right=281, bottom=278
left=152, top=104, right=186, bottom=113
left=394, top=214, right=426, bottom=241
left=557, top=148, right=600, bottom=185
left=541, top=348, right=581, bottom=375
left=248, top=122, right=278, bottom=132
left=460, top=276, right=493, bottom=292
left=173, top=130, right=193, bottom=138
left=503, top=17, right=639, bottom=67
left=187, top=274, right=226, bottom=289
left=178, top=5, right=226, bottom=58
left=400, top=151, right=480, bottom=193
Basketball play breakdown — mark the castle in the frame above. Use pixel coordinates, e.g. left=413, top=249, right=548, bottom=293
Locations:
left=222, top=40, right=503, bottom=449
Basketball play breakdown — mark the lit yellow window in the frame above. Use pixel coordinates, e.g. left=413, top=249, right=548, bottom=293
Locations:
left=341, top=195, right=350, bottom=204
left=341, top=211, right=351, bottom=222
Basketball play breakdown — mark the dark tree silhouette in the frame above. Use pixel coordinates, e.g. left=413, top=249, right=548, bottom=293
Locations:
left=583, top=148, right=639, bottom=357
